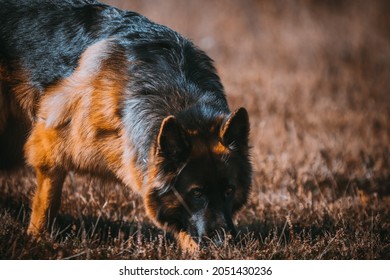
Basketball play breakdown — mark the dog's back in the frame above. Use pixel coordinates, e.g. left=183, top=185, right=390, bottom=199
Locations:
left=0, top=0, right=227, bottom=171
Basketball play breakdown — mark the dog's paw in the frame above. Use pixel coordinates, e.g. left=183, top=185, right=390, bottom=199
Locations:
left=177, top=231, right=200, bottom=253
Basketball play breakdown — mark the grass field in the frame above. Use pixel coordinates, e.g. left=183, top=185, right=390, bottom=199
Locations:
left=0, top=0, right=389, bottom=259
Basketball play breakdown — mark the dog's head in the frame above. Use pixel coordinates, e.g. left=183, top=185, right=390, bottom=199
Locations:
left=145, top=107, right=251, bottom=249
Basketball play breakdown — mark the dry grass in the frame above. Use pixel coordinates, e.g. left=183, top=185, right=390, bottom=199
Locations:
left=0, top=0, right=389, bottom=259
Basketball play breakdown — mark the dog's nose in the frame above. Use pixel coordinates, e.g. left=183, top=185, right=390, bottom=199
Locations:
left=205, top=211, right=236, bottom=237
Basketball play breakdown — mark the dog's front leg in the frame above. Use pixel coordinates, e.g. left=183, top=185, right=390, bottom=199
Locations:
left=27, top=168, right=66, bottom=236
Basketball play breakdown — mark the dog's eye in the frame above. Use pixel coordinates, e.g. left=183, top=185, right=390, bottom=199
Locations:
left=190, top=188, right=204, bottom=198
left=225, top=186, right=235, bottom=198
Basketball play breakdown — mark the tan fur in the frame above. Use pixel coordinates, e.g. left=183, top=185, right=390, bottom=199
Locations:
left=12, top=73, right=40, bottom=121
left=25, top=39, right=143, bottom=235
left=177, top=231, right=200, bottom=253
left=212, top=141, right=229, bottom=156
left=27, top=169, right=66, bottom=235
left=189, top=136, right=230, bottom=159
left=1, top=63, right=40, bottom=135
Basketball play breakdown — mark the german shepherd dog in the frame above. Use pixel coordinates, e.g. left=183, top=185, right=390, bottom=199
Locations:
left=0, top=0, right=251, bottom=251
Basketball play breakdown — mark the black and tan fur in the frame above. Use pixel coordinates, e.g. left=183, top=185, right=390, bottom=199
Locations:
left=0, top=0, right=252, bottom=251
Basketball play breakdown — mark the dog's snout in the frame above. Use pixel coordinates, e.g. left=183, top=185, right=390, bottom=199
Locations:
left=204, top=211, right=236, bottom=245
left=189, top=208, right=236, bottom=247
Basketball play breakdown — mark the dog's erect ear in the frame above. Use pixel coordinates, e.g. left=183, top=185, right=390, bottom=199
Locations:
left=157, top=116, right=190, bottom=164
left=220, top=107, right=250, bottom=150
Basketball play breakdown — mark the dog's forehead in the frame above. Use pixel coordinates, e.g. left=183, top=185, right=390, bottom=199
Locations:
left=177, top=157, right=237, bottom=188
left=184, top=123, right=228, bottom=158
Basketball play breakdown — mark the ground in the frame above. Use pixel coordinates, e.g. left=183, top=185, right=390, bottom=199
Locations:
left=0, top=0, right=389, bottom=259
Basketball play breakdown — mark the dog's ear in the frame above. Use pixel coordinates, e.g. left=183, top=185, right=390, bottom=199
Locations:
left=220, top=107, right=250, bottom=150
left=157, top=116, right=190, bottom=164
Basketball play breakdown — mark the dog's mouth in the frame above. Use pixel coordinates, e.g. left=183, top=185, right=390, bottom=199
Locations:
left=187, top=212, right=237, bottom=247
